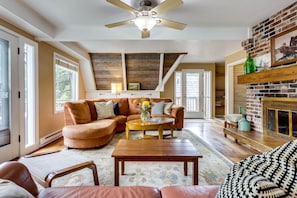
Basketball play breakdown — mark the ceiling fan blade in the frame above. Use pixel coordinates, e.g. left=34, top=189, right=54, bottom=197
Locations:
left=157, top=18, right=186, bottom=30
left=150, top=0, right=183, bottom=15
left=105, top=19, right=133, bottom=28
left=141, top=30, right=150, bottom=39
left=106, top=0, right=138, bottom=14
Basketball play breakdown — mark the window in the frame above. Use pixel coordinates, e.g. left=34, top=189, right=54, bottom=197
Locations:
left=54, top=53, right=78, bottom=112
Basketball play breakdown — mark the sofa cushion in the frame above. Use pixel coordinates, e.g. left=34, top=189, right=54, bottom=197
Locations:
left=128, top=98, right=142, bottom=115
left=66, top=101, right=91, bottom=124
left=38, top=186, right=162, bottom=198
left=151, top=101, right=165, bottom=115
left=163, top=102, right=173, bottom=115
left=63, top=119, right=116, bottom=139
left=161, top=185, right=219, bottom=198
left=0, top=179, right=34, bottom=198
left=111, top=98, right=129, bottom=116
left=94, top=100, right=115, bottom=119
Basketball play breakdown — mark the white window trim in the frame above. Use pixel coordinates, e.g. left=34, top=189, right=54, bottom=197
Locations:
left=53, top=53, right=79, bottom=113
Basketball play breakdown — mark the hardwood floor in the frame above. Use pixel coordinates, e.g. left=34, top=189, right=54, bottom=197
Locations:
left=34, top=119, right=260, bottom=163
left=184, top=119, right=260, bottom=163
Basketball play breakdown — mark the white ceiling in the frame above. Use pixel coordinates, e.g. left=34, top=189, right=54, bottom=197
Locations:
left=0, top=0, right=295, bottom=63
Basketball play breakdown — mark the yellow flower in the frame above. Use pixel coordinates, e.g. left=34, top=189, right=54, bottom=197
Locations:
left=142, top=101, right=151, bottom=108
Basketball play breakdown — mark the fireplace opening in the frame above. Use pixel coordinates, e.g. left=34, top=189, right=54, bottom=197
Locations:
left=262, top=98, right=297, bottom=140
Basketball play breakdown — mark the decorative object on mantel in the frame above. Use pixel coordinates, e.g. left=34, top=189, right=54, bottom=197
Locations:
left=244, top=53, right=256, bottom=74
left=271, top=26, right=297, bottom=67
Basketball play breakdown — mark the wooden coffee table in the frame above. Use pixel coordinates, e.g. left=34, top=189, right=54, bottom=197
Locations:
left=125, top=118, right=175, bottom=139
left=111, top=139, right=203, bottom=186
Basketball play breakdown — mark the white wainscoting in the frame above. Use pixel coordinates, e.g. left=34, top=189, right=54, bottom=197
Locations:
left=86, top=90, right=160, bottom=99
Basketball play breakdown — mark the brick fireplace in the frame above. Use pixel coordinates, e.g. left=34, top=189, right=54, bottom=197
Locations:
left=246, top=80, right=297, bottom=132
left=240, top=2, right=297, bottom=133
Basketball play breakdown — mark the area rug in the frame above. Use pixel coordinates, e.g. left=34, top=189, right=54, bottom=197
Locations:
left=19, top=129, right=232, bottom=189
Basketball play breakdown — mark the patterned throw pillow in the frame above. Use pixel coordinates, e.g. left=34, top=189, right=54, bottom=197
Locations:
left=94, top=100, right=115, bottom=119
left=216, top=140, right=297, bottom=198
left=151, top=101, right=164, bottom=115
left=216, top=165, right=286, bottom=197
left=163, top=102, right=173, bottom=115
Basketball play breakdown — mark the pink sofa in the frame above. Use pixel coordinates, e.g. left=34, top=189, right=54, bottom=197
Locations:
left=0, top=161, right=219, bottom=198
left=62, top=98, right=184, bottom=149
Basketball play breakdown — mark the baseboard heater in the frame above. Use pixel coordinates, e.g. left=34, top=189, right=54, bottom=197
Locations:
left=39, top=130, right=62, bottom=146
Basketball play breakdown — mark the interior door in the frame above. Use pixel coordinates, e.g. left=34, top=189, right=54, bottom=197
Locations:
left=0, top=30, right=19, bottom=163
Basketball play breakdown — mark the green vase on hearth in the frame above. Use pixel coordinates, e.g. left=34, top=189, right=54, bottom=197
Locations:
left=238, top=114, right=251, bottom=131
left=244, top=53, right=256, bottom=74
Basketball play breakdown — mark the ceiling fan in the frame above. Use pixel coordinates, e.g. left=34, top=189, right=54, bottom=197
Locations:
left=105, top=0, right=187, bottom=39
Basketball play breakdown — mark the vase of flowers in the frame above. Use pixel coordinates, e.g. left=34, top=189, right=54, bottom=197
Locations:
left=133, top=98, right=151, bottom=122
left=140, top=110, right=150, bottom=123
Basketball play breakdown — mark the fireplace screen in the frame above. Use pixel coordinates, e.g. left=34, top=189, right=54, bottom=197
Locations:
left=278, top=111, right=289, bottom=135
left=262, top=98, right=297, bottom=139
left=267, top=109, right=275, bottom=131
left=266, top=109, right=297, bottom=138
left=293, top=112, right=297, bottom=137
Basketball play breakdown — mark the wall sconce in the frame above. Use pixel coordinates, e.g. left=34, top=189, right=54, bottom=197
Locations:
left=111, top=83, right=122, bottom=97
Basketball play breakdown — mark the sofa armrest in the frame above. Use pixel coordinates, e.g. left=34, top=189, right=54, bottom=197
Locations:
left=170, top=105, right=184, bottom=117
left=0, top=161, right=39, bottom=197
left=170, top=105, right=184, bottom=129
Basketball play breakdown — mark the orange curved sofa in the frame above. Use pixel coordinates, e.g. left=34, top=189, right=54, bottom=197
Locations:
left=62, top=98, right=184, bottom=149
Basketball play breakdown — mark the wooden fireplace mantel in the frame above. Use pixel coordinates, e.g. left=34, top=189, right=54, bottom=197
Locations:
left=238, top=64, right=297, bottom=84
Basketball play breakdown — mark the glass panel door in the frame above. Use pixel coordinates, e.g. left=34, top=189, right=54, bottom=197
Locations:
left=0, top=30, right=19, bottom=163
left=175, top=69, right=204, bottom=118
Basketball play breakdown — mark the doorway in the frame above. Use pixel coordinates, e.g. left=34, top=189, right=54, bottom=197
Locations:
left=0, top=29, right=38, bottom=163
left=175, top=69, right=210, bottom=118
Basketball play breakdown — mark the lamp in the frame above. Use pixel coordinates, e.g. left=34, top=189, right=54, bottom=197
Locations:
left=134, top=15, right=156, bottom=31
left=111, top=83, right=122, bottom=97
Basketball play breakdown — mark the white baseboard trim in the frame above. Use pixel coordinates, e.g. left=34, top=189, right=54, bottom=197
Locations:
left=39, top=130, right=62, bottom=146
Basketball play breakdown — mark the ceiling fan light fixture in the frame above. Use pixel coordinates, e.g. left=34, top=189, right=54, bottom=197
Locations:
left=134, top=15, right=156, bottom=31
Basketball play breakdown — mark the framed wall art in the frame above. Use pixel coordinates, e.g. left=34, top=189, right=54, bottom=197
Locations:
left=128, top=82, right=140, bottom=90
left=271, top=26, right=297, bottom=66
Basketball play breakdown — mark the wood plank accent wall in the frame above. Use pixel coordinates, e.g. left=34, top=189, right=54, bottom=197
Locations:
left=126, top=53, right=160, bottom=90
left=90, top=53, right=122, bottom=90
left=89, top=53, right=183, bottom=90
left=163, top=54, right=179, bottom=77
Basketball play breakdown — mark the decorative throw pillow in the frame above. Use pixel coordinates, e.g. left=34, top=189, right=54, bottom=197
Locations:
left=0, top=179, right=34, bottom=198
left=94, top=100, right=115, bottom=119
left=163, top=102, right=173, bottom=115
left=216, top=166, right=287, bottom=198
left=67, top=101, right=91, bottom=124
left=216, top=140, right=297, bottom=198
left=151, top=101, right=164, bottom=115
left=113, top=102, right=120, bottom=115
